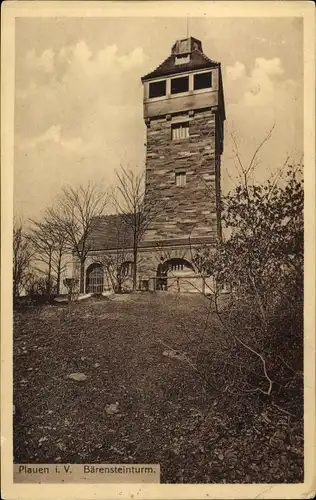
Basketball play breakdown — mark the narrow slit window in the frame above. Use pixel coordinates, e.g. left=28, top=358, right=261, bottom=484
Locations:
left=149, top=80, right=166, bottom=98
left=175, top=172, right=187, bottom=187
left=194, top=71, right=212, bottom=90
left=171, top=122, right=189, bottom=140
left=171, top=76, right=189, bottom=94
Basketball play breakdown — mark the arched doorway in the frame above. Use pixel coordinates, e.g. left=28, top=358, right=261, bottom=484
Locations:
left=86, top=263, right=104, bottom=294
left=156, top=258, right=196, bottom=292
left=165, top=258, right=194, bottom=275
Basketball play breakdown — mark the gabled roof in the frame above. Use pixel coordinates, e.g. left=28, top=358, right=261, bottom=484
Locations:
left=86, top=215, right=134, bottom=251
left=85, top=215, right=219, bottom=253
left=141, top=49, right=219, bottom=82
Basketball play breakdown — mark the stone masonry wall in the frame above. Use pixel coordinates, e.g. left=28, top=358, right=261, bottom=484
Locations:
left=143, top=108, right=218, bottom=245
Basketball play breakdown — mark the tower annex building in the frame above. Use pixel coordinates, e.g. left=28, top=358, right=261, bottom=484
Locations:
left=82, top=36, right=225, bottom=294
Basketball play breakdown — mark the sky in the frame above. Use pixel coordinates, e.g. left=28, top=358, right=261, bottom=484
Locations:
left=14, top=16, right=303, bottom=219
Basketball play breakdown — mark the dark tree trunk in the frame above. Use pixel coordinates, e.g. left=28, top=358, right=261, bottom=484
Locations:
left=56, top=250, right=62, bottom=296
left=202, top=277, right=206, bottom=295
left=80, top=259, right=85, bottom=293
left=132, top=246, right=138, bottom=291
left=47, top=251, right=52, bottom=295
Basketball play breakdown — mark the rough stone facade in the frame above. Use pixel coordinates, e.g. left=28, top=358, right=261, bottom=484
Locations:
left=142, top=109, right=220, bottom=245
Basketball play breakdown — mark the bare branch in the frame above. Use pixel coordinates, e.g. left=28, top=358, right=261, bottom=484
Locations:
left=48, top=182, right=109, bottom=293
left=234, top=335, right=273, bottom=396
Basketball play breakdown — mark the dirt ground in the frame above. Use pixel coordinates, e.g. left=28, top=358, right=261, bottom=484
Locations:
left=13, top=293, right=303, bottom=483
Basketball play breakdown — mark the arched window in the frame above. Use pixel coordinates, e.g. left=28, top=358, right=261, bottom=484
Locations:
left=86, top=263, right=104, bottom=294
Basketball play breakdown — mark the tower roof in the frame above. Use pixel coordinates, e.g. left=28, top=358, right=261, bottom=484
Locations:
left=141, top=36, right=219, bottom=82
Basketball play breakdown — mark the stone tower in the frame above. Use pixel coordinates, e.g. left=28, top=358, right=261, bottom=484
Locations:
left=141, top=36, right=225, bottom=250
left=82, top=36, right=226, bottom=293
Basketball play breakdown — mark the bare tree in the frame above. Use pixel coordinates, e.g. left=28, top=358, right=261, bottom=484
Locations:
left=13, top=219, right=33, bottom=298
left=27, top=219, right=56, bottom=296
left=111, top=166, right=159, bottom=290
left=49, top=219, right=70, bottom=295
left=27, top=214, right=69, bottom=296
left=48, top=183, right=109, bottom=293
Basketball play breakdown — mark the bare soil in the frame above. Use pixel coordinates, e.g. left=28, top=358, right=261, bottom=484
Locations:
left=13, top=293, right=303, bottom=483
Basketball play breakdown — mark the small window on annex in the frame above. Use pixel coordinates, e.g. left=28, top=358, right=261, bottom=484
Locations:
left=175, top=172, right=187, bottom=187
left=171, top=122, right=189, bottom=140
left=194, top=71, right=212, bottom=90
left=171, top=76, right=189, bottom=94
left=149, top=80, right=166, bottom=98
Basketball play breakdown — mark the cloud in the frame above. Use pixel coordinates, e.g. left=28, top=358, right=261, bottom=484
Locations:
left=14, top=40, right=148, bottom=219
left=222, top=56, right=302, bottom=190
left=16, top=125, right=60, bottom=150
left=35, top=124, right=61, bottom=145
left=15, top=40, right=148, bottom=151
left=226, top=61, right=245, bottom=81
left=18, top=124, right=94, bottom=154
left=25, top=48, right=55, bottom=73
left=225, top=57, right=288, bottom=107
left=70, top=41, right=146, bottom=76
left=20, top=41, right=147, bottom=90
left=254, top=57, right=284, bottom=76
left=243, top=57, right=287, bottom=107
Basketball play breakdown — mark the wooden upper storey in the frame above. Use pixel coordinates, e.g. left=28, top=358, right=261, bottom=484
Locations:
left=141, top=37, right=225, bottom=122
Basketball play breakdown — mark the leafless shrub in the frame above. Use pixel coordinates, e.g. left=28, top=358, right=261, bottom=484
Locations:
left=63, top=277, right=80, bottom=303
left=193, top=130, right=303, bottom=430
